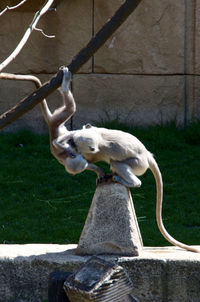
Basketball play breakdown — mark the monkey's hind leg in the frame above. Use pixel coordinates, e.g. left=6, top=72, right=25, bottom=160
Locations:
left=60, top=66, right=72, bottom=92
left=110, top=160, right=142, bottom=188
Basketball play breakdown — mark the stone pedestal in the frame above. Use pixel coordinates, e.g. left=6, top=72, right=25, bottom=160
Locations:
left=75, top=182, right=143, bottom=256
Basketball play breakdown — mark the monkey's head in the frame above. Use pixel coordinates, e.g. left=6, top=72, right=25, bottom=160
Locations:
left=74, top=136, right=99, bottom=154
left=64, top=154, right=88, bottom=175
left=73, top=130, right=99, bottom=154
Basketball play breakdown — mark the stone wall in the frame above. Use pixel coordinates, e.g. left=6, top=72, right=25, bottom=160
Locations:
left=0, top=0, right=199, bottom=132
left=0, top=244, right=200, bottom=302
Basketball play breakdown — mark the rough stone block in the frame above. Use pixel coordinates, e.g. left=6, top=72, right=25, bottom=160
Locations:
left=184, top=1, right=200, bottom=75
left=195, top=1, right=200, bottom=74
left=72, top=74, right=185, bottom=128
left=1, top=72, right=193, bottom=133
left=184, top=75, right=200, bottom=122
left=75, top=182, right=143, bottom=256
left=0, top=245, right=199, bottom=301
left=120, top=246, right=200, bottom=302
left=94, top=0, right=184, bottom=74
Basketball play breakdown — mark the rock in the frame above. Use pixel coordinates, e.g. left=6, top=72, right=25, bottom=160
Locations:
left=75, top=182, right=143, bottom=256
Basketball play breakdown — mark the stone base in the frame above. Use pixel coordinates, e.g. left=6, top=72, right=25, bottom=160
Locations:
left=75, top=182, right=143, bottom=256
left=0, top=244, right=200, bottom=302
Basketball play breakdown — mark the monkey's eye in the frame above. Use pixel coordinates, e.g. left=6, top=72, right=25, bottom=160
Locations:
left=69, top=153, right=76, bottom=158
left=89, top=147, right=95, bottom=152
left=68, top=138, right=77, bottom=149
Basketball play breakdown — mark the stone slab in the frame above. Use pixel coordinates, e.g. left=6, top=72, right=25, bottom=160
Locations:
left=94, top=0, right=184, bottom=74
left=73, top=74, right=185, bottom=128
left=184, top=0, right=200, bottom=75
left=0, top=73, right=187, bottom=133
left=0, top=244, right=200, bottom=302
left=185, top=75, right=200, bottom=122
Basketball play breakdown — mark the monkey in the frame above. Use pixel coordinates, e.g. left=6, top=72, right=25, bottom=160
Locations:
left=54, top=123, right=200, bottom=253
left=40, top=66, right=104, bottom=177
left=3, top=69, right=198, bottom=252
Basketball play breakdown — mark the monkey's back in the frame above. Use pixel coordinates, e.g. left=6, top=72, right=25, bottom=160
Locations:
left=95, top=127, right=148, bottom=162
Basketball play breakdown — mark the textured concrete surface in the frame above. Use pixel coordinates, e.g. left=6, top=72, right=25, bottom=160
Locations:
left=94, top=0, right=184, bottom=74
left=0, top=244, right=200, bottom=302
left=73, top=74, right=185, bottom=128
left=76, top=183, right=143, bottom=256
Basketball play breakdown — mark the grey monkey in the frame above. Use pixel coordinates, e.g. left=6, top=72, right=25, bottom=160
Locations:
left=40, top=67, right=103, bottom=177
left=54, top=119, right=200, bottom=253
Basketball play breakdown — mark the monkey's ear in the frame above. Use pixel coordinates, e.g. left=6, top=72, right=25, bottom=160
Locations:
left=83, top=123, right=92, bottom=129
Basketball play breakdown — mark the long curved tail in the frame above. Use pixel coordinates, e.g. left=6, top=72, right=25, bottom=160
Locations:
left=148, top=154, right=199, bottom=253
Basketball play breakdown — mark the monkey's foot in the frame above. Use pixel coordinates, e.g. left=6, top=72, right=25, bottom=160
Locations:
left=97, top=174, right=113, bottom=185
left=112, top=175, right=141, bottom=188
left=60, top=66, right=72, bottom=91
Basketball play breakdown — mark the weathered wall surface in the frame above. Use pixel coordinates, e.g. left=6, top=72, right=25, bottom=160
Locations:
left=0, top=0, right=199, bottom=132
left=0, top=244, right=199, bottom=302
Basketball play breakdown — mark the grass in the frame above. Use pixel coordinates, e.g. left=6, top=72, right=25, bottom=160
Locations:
left=0, top=121, right=200, bottom=247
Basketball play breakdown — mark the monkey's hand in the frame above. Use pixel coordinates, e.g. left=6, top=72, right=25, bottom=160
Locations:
left=60, top=66, right=72, bottom=92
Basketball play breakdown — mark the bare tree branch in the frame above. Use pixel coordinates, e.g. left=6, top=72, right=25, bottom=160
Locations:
left=34, top=27, right=55, bottom=38
left=0, top=0, right=55, bottom=72
left=0, top=0, right=142, bottom=130
left=0, top=0, right=27, bottom=16
left=0, top=72, right=42, bottom=88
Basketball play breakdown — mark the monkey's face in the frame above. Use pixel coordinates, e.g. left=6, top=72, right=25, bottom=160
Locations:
left=74, top=136, right=99, bottom=154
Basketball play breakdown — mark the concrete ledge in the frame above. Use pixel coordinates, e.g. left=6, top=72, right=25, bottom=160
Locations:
left=0, top=244, right=200, bottom=302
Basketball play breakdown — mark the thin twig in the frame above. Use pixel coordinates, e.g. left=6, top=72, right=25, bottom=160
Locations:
left=34, top=27, right=55, bottom=38
left=0, top=0, right=55, bottom=72
left=0, top=0, right=142, bottom=129
left=0, top=0, right=27, bottom=16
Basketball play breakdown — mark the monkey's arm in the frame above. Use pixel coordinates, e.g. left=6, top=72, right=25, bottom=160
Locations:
left=86, top=163, right=104, bottom=177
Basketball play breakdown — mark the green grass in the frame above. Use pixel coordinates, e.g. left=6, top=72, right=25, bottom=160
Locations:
left=0, top=121, right=200, bottom=247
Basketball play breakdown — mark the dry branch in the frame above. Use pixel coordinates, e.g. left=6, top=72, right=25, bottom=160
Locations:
left=0, top=0, right=55, bottom=72
left=0, top=0, right=142, bottom=130
left=0, top=73, right=41, bottom=87
left=0, top=0, right=27, bottom=16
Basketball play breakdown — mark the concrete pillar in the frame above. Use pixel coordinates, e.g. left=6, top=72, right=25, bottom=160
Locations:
left=75, top=182, right=143, bottom=256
